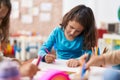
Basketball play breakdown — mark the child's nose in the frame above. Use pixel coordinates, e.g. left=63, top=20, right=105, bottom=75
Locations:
left=70, top=30, right=75, bottom=35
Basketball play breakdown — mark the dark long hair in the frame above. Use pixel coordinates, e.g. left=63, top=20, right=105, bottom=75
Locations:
left=0, top=0, right=11, bottom=49
left=60, top=5, right=98, bottom=50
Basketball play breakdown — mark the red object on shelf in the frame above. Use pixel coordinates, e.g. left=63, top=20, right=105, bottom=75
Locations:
left=97, top=29, right=107, bottom=38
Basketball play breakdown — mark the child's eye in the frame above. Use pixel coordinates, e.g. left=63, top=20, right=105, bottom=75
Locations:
left=76, top=30, right=81, bottom=33
left=70, top=26, right=74, bottom=29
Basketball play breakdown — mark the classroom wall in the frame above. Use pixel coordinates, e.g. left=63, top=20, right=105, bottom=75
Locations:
left=62, top=0, right=96, bottom=16
left=96, top=0, right=120, bottom=24
left=10, top=0, right=62, bottom=36
left=10, top=0, right=120, bottom=36
left=63, top=0, right=120, bottom=28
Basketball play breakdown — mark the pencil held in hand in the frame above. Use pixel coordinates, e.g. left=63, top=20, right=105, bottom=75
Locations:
left=81, top=54, right=91, bottom=78
left=45, top=48, right=50, bottom=54
left=45, top=54, right=56, bottom=63
left=36, top=56, right=41, bottom=66
left=45, top=48, right=56, bottom=63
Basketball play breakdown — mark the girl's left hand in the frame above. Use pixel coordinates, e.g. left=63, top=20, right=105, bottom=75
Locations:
left=67, top=59, right=80, bottom=67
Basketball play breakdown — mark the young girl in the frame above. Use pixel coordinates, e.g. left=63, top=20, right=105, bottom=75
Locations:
left=38, top=5, right=98, bottom=67
left=0, top=0, right=39, bottom=78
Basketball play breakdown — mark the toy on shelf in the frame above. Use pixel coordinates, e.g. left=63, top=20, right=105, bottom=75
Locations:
left=4, top=40, right=15, bottom=57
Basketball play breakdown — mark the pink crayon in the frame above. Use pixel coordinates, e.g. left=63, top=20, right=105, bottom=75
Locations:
left=36, top=56, right=41, bottom=66
left=45, top=48, right=50, bottom=54
left=45, top=48, right=55, bottom=62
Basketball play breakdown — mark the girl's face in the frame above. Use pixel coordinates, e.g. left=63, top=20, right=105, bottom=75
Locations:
left=64, top=20, right=84, bottom=40
left=0, top=3, right=8, bottom=25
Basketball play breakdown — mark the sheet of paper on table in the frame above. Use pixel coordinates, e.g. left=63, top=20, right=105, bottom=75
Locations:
left=88, top=66, right=115, bottom=80
left=32, top=59, right=80, bottom=79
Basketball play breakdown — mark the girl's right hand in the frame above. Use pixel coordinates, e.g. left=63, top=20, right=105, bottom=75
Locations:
left=45, top=54, right=56, bottom=63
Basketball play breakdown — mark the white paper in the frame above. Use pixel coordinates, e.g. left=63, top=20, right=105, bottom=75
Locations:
left=21, top=15, right=33, bottom=24
left=12, top=1, right=19, bottom=10
left=11, top=1, right=19, bottom=19
left=28, top=7, right=39, bottom=16
left=88, top=66, right=108, bottom=80
left=39, top=13, right=51, bottom=22
left=33, top=7, right=39, bottom=16
left=32, top=59, right=80, bottom=79
left=21, top=0, right=33, bottom=8
left=32, top=59, right=79, bottom=72
left=11, top=10, right=19, bottom=19
left=40, top=3, right=52, bottom=11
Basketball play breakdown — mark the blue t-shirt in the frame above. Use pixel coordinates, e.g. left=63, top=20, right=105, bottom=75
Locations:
left=38, top=26, right=92, bottom=60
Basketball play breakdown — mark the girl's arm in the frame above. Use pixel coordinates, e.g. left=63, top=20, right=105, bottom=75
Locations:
left=85, top=50, right=120, bottom=69
left=38, top=28, right=57, bottom=57
left=104, top=50, right=120, bottom=65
